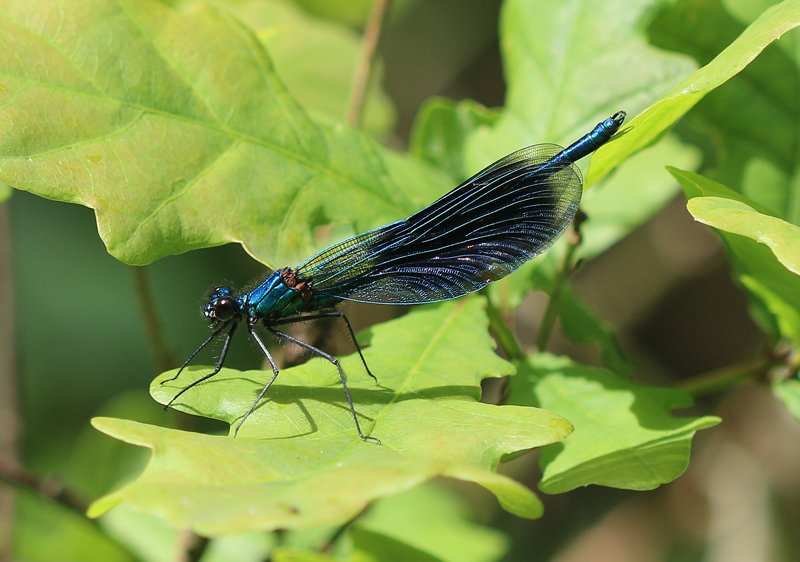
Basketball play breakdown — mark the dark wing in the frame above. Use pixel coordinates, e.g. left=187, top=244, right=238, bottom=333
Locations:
left=296, top=144, right=582, bottom=304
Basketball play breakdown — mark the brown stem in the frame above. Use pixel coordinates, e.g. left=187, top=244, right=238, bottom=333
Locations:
left=345, top=0, right=393, bottom=128
left=0, top=459, right=88, bottom=514
left=130, top=266, right=177, bottom=373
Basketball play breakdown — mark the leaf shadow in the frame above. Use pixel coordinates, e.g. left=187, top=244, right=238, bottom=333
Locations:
left=167, top=371, right=478, bottom=437
left=569, top=365, right=699, bottom=431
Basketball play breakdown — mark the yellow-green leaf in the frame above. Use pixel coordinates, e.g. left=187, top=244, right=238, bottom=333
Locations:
left=88, top=300, right=573, bottom=535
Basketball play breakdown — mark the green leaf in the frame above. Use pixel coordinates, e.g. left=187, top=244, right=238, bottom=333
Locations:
left=237, top=0, right=395, bottom=135
left=557, top=284, right=634, bottom=377
left=510, top=354, right=720, bottom=494
left=13, top=488, right=134, bottom=562
left=0, top=0, right=448, bottom=267
left=686, top=196, right=800, bottom=275
left=465, top=0, right=696, bottom=176
left=349, top=528, right=446, bottom=562
left=740, top=276, right=800, bottom=348
left=773, top=378, right=800, bottom=422
left=176, top=0, right=396, bottom=134
left=273, top=528, right=446, bottom=562
left=589, top=0, right=800, bottom=185
left=272, top=547, right=339, bottom=562
left=499, top=263, right=633, bottom=376
left=648, top=0, right=800, bottom=222
left=87, top=299, right=573, bottom=535
left=410, top=97, right=500, bottom=182
left=98, top=503, right=181, bottom=562
left=65, top=391, right=172, bottom=501
left=357, top=482, right=508, bottom=562
left=0, top=179, right=10, bottom=202
left=201, top=532, right=275, bottom=562
left=672, top=167, right=800, bottom=320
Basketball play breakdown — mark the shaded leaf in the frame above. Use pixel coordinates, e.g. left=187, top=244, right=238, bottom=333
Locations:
left=557, top=284, right=634, bottom=377
left=13, top=488, right=134, bottom=562
left=0, top=0, right=448, bottom=267
left=741, top=276, right=800, bottom=348
left=410, top=97, right=500, bottom=182
left=349, top=528, right=446, bottom=562
left=773, top=378, right=800, bottom=422
left=495, top=262, right=633, bottom=376
left=649, top=0, right=800, bottom=223
left=88, top=300, right=572, bottom=535
left=66, top=391, right=172, bottom=501
left=589, top=0, right=800, bottom=185
left=272, top=528, right=445, bottom=562
left=272, top=547, right=338, bottom=562
left=510, top=354, right=720, bottom=494
left=358, top=482, right=508, bottom=562
left=466, top=0, right=696, bottom=176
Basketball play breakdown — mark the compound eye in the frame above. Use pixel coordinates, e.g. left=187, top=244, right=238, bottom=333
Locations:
left=213, top=296, right=237, bottom=322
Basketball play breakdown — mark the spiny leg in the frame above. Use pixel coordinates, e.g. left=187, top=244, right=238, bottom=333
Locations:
left=161, top=320, right=231, bottom=384
left=269, top=327, right=380, bottom=444
left=165, top=320, right=239, bottom=409
left=234, top=324, right=281, bottom=437
left=270, top=312, right=376, bottom=382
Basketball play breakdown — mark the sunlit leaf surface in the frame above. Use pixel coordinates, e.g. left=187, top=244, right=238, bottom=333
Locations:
left=510, top=354, right=719, bottom=494
left=0, top=0, right=447, bottom=267
left=687, top=196, right=800, bottom=275
left=88, top=300, right=573, bottom=535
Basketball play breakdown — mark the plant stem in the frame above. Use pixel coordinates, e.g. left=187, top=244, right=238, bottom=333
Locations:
left=345, top=0, right=393, bottom=128
left=0, top=202, right=19, bottom=559
left=0, top=459, right=87, bottom=513
left=130, top=265, right=177, bottom=373
left=486, top=296, right=526, bottom=363
left=535, top=214, right=585, bottom=352
left=674, top=357, right=770, bottom=397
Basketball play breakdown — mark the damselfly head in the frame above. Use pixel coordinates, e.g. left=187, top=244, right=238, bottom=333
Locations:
left=204, top=286, right=240, bottom=323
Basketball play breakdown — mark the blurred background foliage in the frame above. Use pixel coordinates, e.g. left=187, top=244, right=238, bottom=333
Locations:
left=1, top=0, right=800, bottom=561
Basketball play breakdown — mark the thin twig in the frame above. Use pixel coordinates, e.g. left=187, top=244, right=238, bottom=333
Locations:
left=320, top=509, right=365, bottom=554
left=535, top=212, right=586, bottom=351
left=0, top=459, right=88, bottom=513
left=674, top=357, right=771, bottom=397
left=345, top=0, right=393, bottom=128
left=0, top=202, right=19, bottom=559
left=130, top=266, right=178, bottom=373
